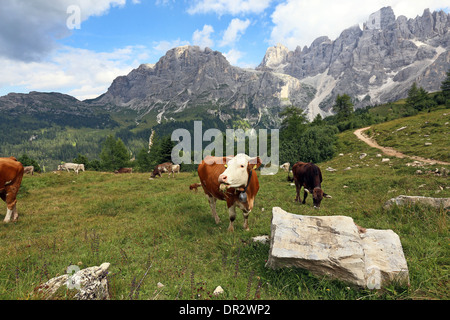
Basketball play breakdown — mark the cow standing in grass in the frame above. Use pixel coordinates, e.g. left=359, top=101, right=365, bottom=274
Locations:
left=58, top=163, right=82, bottom=174
left=197, top=154, right=261, bottom=232
left=291, top=162, right=331, bottom=209
left=0, top=157, right=24, bottom=223
left=24, top=166, right=34, bottom=175
left=169, top=164, right=180, bottom=178
left=150, top=162, right=173, bottom=178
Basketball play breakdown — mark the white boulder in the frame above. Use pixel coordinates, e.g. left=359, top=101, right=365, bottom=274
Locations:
left=383, top=195, right=450, bottom=210
left=38, top=262, right=111, bottom=300
left=265, top=207, right=409, bottom=289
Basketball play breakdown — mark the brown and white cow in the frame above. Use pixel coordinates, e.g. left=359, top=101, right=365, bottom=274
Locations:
left=115, top=167, right=133, bottom=174
left=0, top=157, right=24, bottom=223
left=291, top=162, right=331, bottom=209
left=169, top=164, right=180, bottom=178
left=197, top=154, right=262, bottom=232
left=189, top=183, right=202, bottom=192
left=24, top=166, right=34, bottom=175
left=280, top=162, right=290, bottom=172
left=150, top=162, right=173, bottom=178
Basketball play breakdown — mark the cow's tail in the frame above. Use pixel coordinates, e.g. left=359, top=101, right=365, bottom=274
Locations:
left=287, top=172, right=294, bottom=182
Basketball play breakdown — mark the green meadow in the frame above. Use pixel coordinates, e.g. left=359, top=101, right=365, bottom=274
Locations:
left=365, top=107, right=450, bottom=162
left=1, top=109, right=448, bottom=300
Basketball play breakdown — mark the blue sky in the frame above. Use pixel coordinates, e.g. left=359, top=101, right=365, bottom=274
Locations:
left=0, top=0, right=448, bottom=100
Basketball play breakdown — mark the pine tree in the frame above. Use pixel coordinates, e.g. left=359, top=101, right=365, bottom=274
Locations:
left=332, top=94, right=353, bottom=121
left=99, top=135, right=130, bottom=171
left=136, top=147, right=153, bottom=172
left=311, top=114, right=323, bottom=126
left=407, top=82, right=432, bottom=110
left=441, top=69, right=450, bottom=100
left=158, top=135, right=175, bottom=163
left=18, top=154, right=41, bottom=173
left=279, top=106, right=308, bottom=141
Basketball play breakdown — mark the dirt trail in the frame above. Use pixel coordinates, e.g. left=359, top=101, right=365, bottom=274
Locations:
left=353, top=127, right=450, bottom=165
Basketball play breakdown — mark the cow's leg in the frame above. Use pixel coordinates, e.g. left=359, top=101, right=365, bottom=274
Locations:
left=4, top=198, right=17, bottom=223
left=207, top=196, right=220, bottom=224
left=227, top=204, right=237, bottom=232
left=242, top=210, right=250, bottom=231
left=294, top=182, right=301, bottom=202
left=241, top=197, right=254, bottom=231
left=11, top=203, right=18, bottom=222
left=4, top=207, right=13, bottom=223
left=302, top=189, right=308, bottom=204
left=3, top=185, right=16, bottom=222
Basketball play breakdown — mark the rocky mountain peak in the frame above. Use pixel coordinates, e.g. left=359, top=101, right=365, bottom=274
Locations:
left=364, top=6, right=396, bottom=30
left=1, top=7, right=448, bottom=127
left=92, top=44, right=315, bottom=125
left=258, top=43, right=289, bottom=71
left=258, top=7, right=450, bottom=114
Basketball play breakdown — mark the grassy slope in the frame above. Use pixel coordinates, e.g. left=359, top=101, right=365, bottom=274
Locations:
left=1, top=112, right=449, bottom=300
left=366, top=107, right=450, bottom=162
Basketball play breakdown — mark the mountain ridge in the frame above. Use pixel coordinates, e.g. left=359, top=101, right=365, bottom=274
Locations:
left=91, top=45, right=316, bottom=127
left=0, top=6, right=449, bottom=126
left=258, top=7, right=450, bottom=114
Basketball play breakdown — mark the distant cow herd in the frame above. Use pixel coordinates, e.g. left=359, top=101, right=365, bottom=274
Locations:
left=150, top=162, right=180, bottom=178
left=57, top=162, right=85, bottom=174
left=0, top=154, right=331, bottom=229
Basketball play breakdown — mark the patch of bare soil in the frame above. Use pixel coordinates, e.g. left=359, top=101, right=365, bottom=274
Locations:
left=353, top=127, right=450, bottom=165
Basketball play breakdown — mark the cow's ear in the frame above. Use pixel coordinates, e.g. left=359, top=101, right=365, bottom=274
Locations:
left=248, top=157, right=262, bottom=170
left=204, top=156, right=232, bottom=165
left=224, top=156, right=234, bottom=164
left=324, top=193, right=332, bottom=198
left=219, top=156, right=234, bottom=167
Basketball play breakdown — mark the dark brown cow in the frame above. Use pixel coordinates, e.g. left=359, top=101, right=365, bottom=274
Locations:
left=197, top=154, right=261, bottom=232
left=189, top=183, right=202, bottom=192
left=0, top=157, right=24, bottom=222
left=290, top=162, right=331, bottom=209
left=115, top=167, right=133, bottom=174
left=150, top=162, right=173, bottom=178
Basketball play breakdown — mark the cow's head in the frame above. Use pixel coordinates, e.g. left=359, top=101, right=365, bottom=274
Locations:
left=218, top=154, right=261, bottom=188
left=308, top=187, right=332, bottom=209
left=150, top=168, right=160, bottom=178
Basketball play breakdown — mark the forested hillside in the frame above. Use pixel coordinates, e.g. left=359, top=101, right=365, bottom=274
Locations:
left=1, top=75, right=449, bottom=173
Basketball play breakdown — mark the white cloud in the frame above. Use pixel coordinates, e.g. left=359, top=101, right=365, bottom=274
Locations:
left=269, top=0, right=449, bottom=50
left=0, top=0, right=136, bottom=61
left=223, top=48, right=244, bottom=66
left=188, top=0, right=272, bottom=15
left=220, top=18, right=251, bottom=47
left=155, top=0, right=174, bottom=6
left=0, top=45, right=148, bottom=100
left=192, top=25, right=215, bottom=49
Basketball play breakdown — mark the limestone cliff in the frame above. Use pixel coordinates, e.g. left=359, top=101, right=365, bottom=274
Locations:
left=258, top=7, right=450, bottom=115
